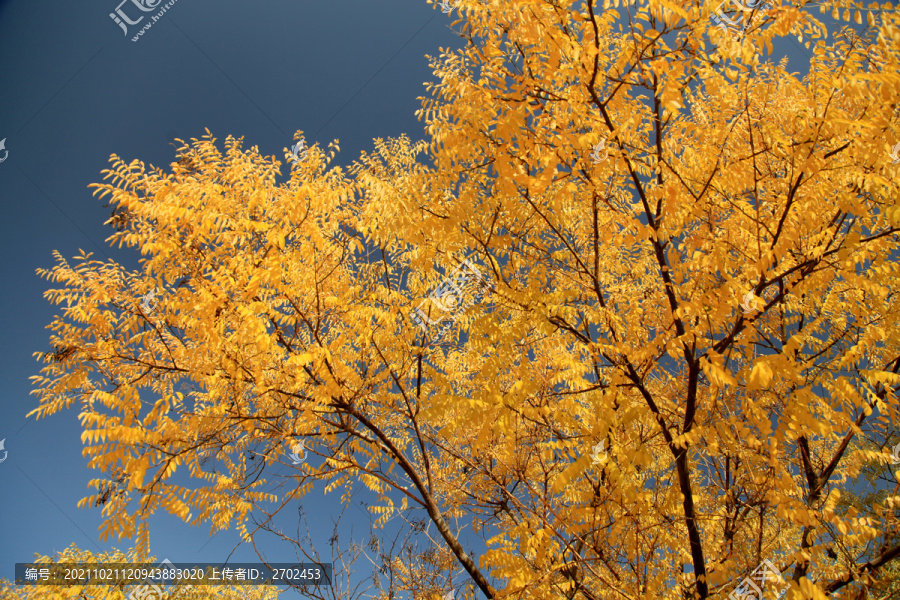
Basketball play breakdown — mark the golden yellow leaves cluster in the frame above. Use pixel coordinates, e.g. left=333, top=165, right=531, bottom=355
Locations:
left=29, top=0, right=900, bottom=598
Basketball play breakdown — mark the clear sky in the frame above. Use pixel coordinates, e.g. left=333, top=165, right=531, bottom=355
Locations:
left=0, top=0, right=852, bottom=597
left=0, top=0, right=460, bottom=597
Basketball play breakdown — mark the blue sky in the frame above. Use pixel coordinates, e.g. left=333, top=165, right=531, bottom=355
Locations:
left=0, top=0, right=460, bottom=596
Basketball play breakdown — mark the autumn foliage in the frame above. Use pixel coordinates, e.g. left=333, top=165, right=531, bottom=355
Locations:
left=29, top=0, right=900, bottom=598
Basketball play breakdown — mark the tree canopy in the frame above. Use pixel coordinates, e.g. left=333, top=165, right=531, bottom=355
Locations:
left=29, top=0, right=900, bottom=598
